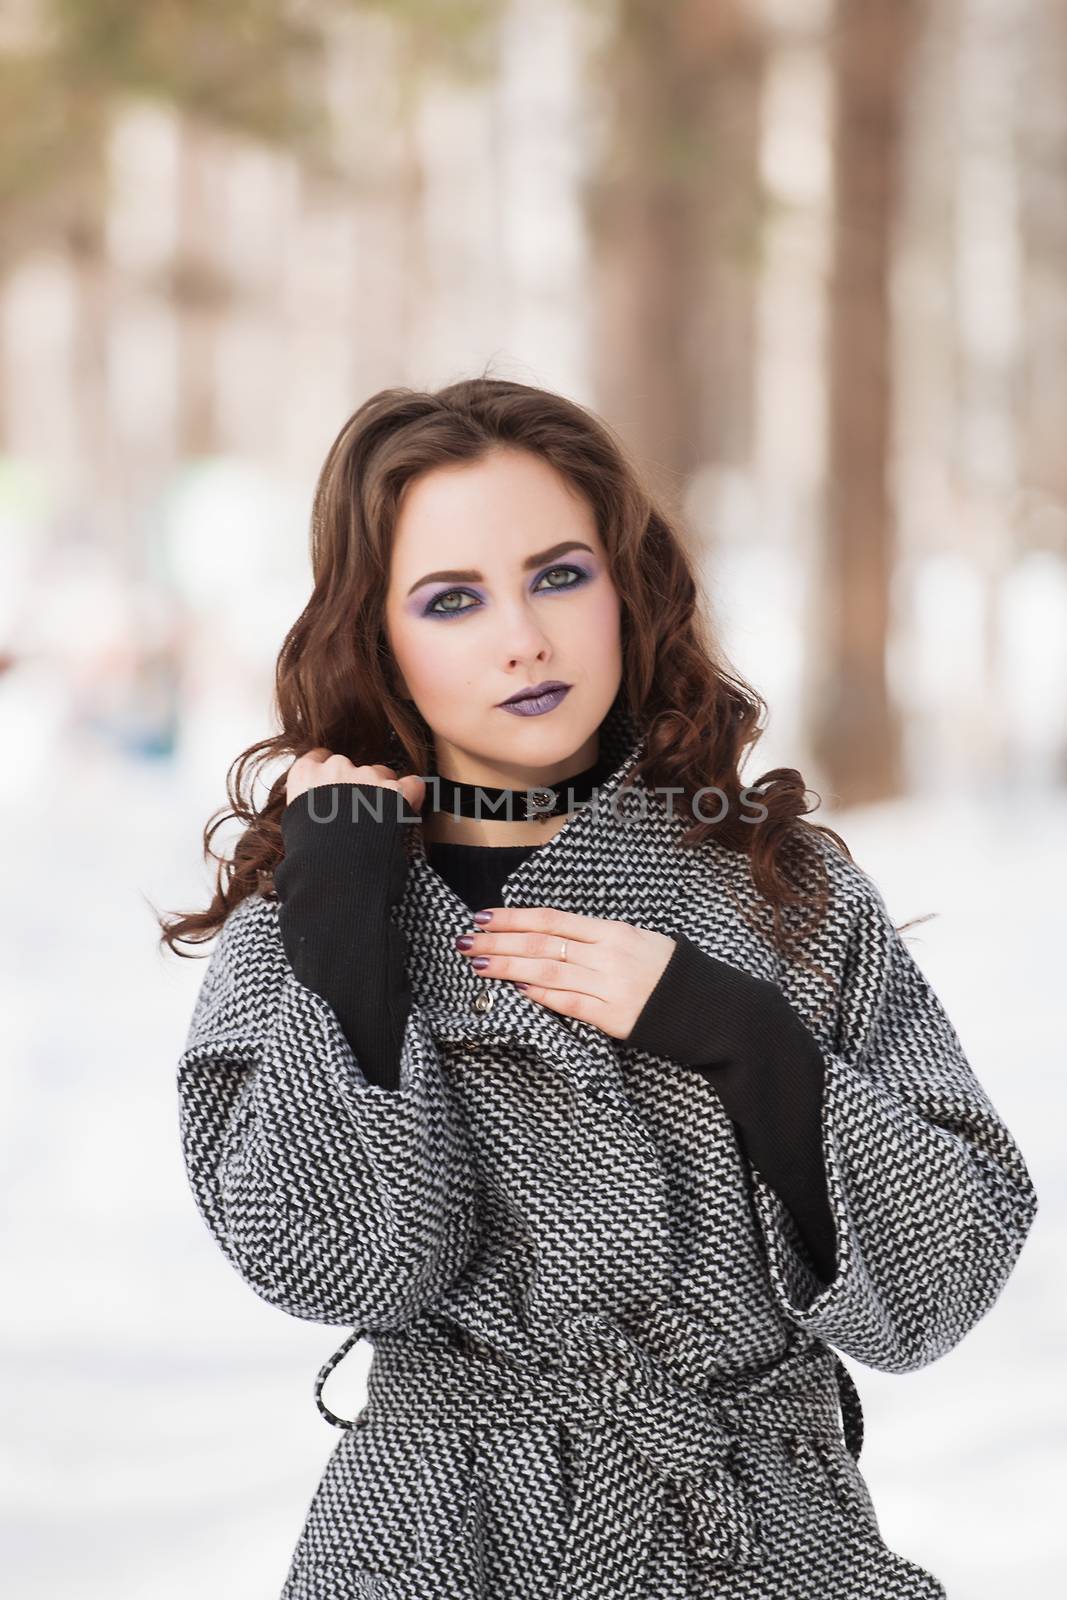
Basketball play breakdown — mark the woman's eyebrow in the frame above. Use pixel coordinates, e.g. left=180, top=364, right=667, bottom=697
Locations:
left=406, top=540, right=595, bottom=597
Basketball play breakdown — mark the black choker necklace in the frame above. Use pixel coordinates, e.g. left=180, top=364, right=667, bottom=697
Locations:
left=428, top=752, right=615, bottom=824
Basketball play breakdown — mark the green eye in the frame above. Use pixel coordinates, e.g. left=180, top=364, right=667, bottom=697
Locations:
left=423, top=564, right=589, bottom=618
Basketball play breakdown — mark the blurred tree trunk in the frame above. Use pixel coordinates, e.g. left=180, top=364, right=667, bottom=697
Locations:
left=585, top=0, right=765, bottom=506
left=391, top=23, right=434, bottom=380
left=174, top=115, right=228, bottom=460
left=811, top=0, right=918, bottom=806
left=66, top=107, right=121, bottom=542
left=1019, top=0, right=1067, bottom=518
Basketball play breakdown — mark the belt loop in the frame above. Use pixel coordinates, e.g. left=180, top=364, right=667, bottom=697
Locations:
left=314, top=1328, right=367, bottom=1430
left=832, top=1355, right=864, bottom=1461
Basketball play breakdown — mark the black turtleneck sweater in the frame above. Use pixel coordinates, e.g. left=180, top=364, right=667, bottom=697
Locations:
left=272, top=783, right=837, bottom=1283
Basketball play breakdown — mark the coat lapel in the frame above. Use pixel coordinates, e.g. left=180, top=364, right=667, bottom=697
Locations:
left=398, top=696, right=685, bottom=1099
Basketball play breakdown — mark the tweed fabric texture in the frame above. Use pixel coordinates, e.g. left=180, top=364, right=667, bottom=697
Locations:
left=176, top=699, right=1037, bottom=1598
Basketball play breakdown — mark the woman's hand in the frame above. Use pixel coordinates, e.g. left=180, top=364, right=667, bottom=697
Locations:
left=285, top=748, right=426, bottom=813
left=454, top=906, right=677, bottom=1041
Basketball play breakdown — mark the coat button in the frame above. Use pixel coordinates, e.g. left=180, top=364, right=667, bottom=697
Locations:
left=472, top=988, right=494, bottom=1014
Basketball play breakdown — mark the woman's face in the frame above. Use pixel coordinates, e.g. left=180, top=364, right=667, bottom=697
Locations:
left=384, top=446, right=623, bottom=786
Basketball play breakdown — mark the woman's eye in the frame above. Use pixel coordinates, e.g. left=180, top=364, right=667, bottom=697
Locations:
left=423, top=564, right=588, bottom=618
left=425, top=588, right=477, bottom=617
left=537, top=564, right=586, bottom=592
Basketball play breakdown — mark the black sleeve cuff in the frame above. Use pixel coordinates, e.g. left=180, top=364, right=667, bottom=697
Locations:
left=624, top=933, right=837, bottom=1284
left=273, top=782, right=418, bottom=1091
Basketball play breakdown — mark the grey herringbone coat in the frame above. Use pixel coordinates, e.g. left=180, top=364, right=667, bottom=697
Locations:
left=177, top=702, right=1037, bottom=1599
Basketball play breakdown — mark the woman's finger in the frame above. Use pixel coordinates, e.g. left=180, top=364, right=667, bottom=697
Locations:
left=456, top=930, right=601, bottom=968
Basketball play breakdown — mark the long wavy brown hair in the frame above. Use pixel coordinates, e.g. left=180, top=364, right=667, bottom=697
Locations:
left=158, top=374, right=921, bottom=972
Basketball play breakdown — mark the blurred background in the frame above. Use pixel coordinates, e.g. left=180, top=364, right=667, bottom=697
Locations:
left=0, top=0, right=1063, bottom=1594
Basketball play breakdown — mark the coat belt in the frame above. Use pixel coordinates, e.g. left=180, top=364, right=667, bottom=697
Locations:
left=318, top=1325, right=863, bottom=1597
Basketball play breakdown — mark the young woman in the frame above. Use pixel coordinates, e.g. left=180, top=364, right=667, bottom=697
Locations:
left=164, top=377, right=1037, bottom=1600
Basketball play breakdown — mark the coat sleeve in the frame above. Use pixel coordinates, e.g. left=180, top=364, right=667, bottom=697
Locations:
left=175, top=891, right=478, bottom=1330
left=750, top=869, right=1038, bottom=1373
left=623, top=931, right=836, bottom=1282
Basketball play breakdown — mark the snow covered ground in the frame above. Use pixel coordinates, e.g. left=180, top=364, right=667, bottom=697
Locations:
left=1, top=727, right=1063, bottom=1597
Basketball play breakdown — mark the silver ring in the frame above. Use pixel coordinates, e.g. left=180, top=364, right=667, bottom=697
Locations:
left=559, top=939, right=567, bottom=963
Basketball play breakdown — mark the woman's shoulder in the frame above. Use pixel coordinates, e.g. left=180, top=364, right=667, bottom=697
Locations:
left=226, top=884, right=283, bottom=927
left=683, top=817, right=876, bottom=890
left=206, top=888, right=287, bottom=985
left=181, top=889, right=287, bottom=1055
left=681, top=822, right=892, bottom=959
left=796, top=827, right=889, bottom=907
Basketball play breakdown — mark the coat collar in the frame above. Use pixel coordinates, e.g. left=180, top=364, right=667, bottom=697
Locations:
left=397, top=696, right=675, bottom=1097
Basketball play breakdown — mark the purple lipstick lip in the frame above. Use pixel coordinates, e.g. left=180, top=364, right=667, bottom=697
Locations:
left=497, top=679, right=571, bottom=707
left=497, top=684, right=571, bottom=717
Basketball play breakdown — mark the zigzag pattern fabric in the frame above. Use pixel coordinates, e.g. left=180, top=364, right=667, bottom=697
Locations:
left=176, top=698, right=1037, bottom=1598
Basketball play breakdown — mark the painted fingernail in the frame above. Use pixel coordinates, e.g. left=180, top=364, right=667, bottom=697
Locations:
left=455, top=935, right=474, bottom=950
left=472, top=956, right=490, bottom=969
left=516, top=983, right=529, bottom=991
left=473, top=911, right=493, bottom=924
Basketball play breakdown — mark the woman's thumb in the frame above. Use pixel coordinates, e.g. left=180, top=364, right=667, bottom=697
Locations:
left=398, top=773, right=426, bottom=813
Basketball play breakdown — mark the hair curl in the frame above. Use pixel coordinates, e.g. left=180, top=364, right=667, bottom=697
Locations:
left=158, top=374, right=925, bottom=972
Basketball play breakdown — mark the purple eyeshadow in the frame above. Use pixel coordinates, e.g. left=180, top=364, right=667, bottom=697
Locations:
left=416, top=562, right=595, bottom=619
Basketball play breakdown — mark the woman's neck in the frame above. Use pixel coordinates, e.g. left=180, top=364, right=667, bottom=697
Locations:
left=421, top=732, right=600, bottom=847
